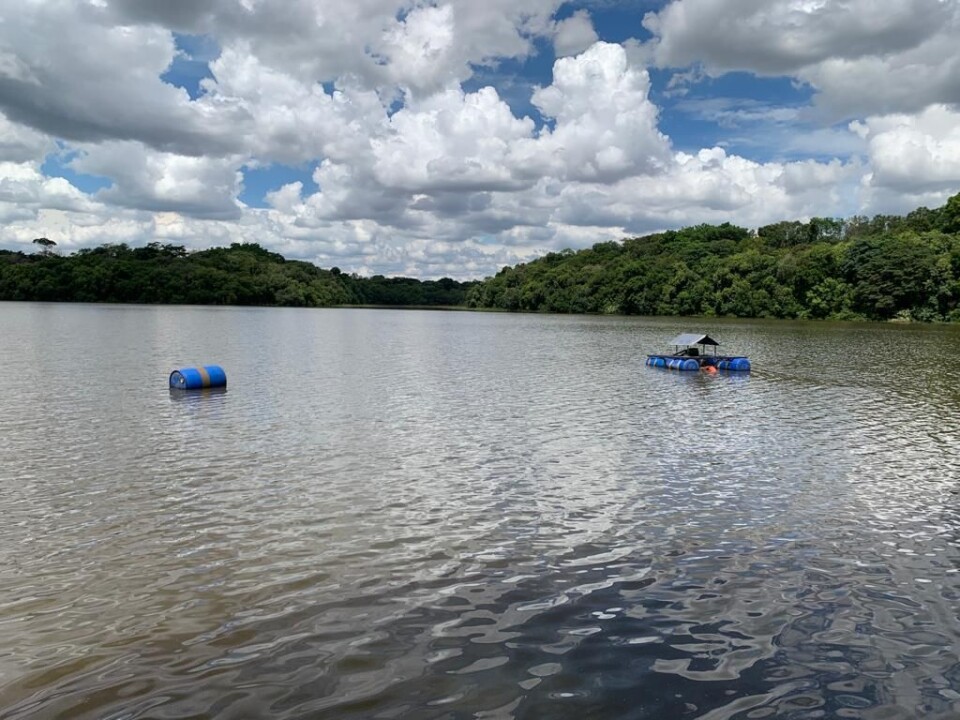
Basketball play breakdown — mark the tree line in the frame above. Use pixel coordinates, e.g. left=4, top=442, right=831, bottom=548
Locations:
left=3, top=192, right=960, bottom=321
left=0, top=241, right=475, bottom=308
left=464, top=194, right=960, bottom=322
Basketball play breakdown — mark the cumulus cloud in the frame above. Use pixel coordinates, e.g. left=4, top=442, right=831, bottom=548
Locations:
left=519, top=43, right=672, bottom=182
left=379, top=5, right=461, bottom=95
left=851, top=104, right=960, bottom=213
left=372, top=86, right=535, bottom=193
left=0, top=111, right=53, bottom=163
left=0, top=1, right=239, bottom=156
left=72, top=142, right=244, bottom=220
left=0, top=161, right=103, bottom=227
left=553, top=10, right=599, bottom=58
left=545, top=148, right=859, bottom=236
left=0, top=1, right=957, bottom=280
left=642, top=0, right=960, bottom=119
left=202, top=48, right=387, bottom=166
left=802, top=30, right=960, bottom=119
left=644, top=0, right=949, bottom=74
left=107, top=0, right=565, bottom=92
left=265, top=182, right=305, bottom=215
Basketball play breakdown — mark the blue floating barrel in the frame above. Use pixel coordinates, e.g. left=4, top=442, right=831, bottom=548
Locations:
left=647, top=355, right=701, bottom=371
left=666, top=358, right=699, bottom=371
left=717, top=358, right=750, bottom=372
left=169, top=365, right=227, bottom=390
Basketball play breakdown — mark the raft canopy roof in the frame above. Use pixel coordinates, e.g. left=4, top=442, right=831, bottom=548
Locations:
left=670, top=333, right=720, bottom=346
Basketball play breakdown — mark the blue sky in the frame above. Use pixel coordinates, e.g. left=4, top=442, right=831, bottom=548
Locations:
left=0, top=0, right=958, bottom=278
left=161, top=34, right=218, bottom=101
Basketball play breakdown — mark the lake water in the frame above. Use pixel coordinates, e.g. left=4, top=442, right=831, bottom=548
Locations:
left=1, top=303, right=960, bottom=720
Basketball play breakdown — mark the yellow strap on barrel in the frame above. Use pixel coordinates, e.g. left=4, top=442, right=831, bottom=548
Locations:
left=197, top=366, right=211, bottom=388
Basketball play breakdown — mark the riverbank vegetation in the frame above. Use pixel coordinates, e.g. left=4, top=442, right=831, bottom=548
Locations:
left=465, top=193, right=960, bottom=322
left=0, top=242, right=475, bottom=308
left=3, top=193, right=959, bottom=320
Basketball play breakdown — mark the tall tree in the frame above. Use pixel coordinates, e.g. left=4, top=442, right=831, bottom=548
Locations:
left=32, top=238, right=57, bottom=255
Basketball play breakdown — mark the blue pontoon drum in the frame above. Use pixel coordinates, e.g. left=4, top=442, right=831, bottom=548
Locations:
left=646, top=333, right=750, bottom=372
left=169, top=365, right=227, bottom=389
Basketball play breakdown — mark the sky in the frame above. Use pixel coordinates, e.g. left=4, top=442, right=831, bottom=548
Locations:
left=1, top=0, right=959, bottom=279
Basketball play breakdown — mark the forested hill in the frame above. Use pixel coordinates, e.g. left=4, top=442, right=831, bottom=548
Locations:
left=4, top=193, right=960, bottom=320
left=465, top=194, right=960, bottom=322
left=0, top=242, right=474, bottom=308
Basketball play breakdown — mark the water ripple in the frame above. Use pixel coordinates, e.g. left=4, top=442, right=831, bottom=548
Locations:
left=1, top=307, right=959, bottom=719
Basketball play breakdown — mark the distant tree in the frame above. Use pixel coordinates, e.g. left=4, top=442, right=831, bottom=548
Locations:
left=807, top=217, right=845, bottom=244
left=843, top=234, right=938, bottom=319
left=32, top=238, right=57, bottom=255
left=904, top=206, right=941, bottom=233
left=758, top=221, right=806, bottom=248
left=943, top=192, right=960, bottom=234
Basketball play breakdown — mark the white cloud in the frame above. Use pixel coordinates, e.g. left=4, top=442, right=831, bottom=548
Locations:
left=641, top=0, right=960, bottom=119
left=202, top=47, right=388, bottom=166
left=379, top=5, right=460, bottom=95
left=643, top=0, right=950, bottom=75
left=0, top=1, right=957, bottom=281
left=553, top=10, right=599, bottom=58
left=851, top=105, right=960, bottom=205
left=0, top=111, right=53, bottom=163
left=71, top=142, right=245, bottom=220
left=519, top=42, right=672, bottom=182
left=372, top=85, right=535, bottom=193
left=0, top=162, right=99, bottom=220
left=107, top=0, right=565, bottom=94
left=265, top=182, right=305, bottom=215
left=802, top=30, right=960, bottom=119
left=548, top=147, right=859, bottom=235
left=0, top=1, right=239, bottom=155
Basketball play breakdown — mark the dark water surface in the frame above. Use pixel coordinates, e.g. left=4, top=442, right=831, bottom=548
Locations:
left=2, top=303, right=960, bottom=719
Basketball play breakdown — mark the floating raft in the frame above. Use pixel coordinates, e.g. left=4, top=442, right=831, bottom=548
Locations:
left=646, top=333, right=750, bottom=372
left=645, top=354, right=751, bottom=371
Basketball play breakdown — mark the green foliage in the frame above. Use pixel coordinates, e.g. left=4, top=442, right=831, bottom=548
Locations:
left=0, top=242, right=475, bottom=308
left=842, top=234, right=939, bottom=319
left=32, top=237, right=57, bottom=255
left=944, top=194, right=960, bottom=234
left=5, top=191, right=960, bottom=321
left=338, top=274, right=474, bottom=306
left=468, top=192, right=960, bottom=322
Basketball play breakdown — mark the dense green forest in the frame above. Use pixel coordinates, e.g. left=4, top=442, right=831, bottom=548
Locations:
left=465, top=193, right=960, bottom=322
left=0, top=241, right=474, bottom=308
left=3, top=193, right=960, bottom=320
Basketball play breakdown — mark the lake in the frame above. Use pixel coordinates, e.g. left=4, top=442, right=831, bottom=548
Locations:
left=1, top=302, right=959, bottom=719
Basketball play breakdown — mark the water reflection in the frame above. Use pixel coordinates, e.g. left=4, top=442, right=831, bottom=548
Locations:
left=0, top=305, right=959, bottom=719
left=168, top=386, right=230, bottom=404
